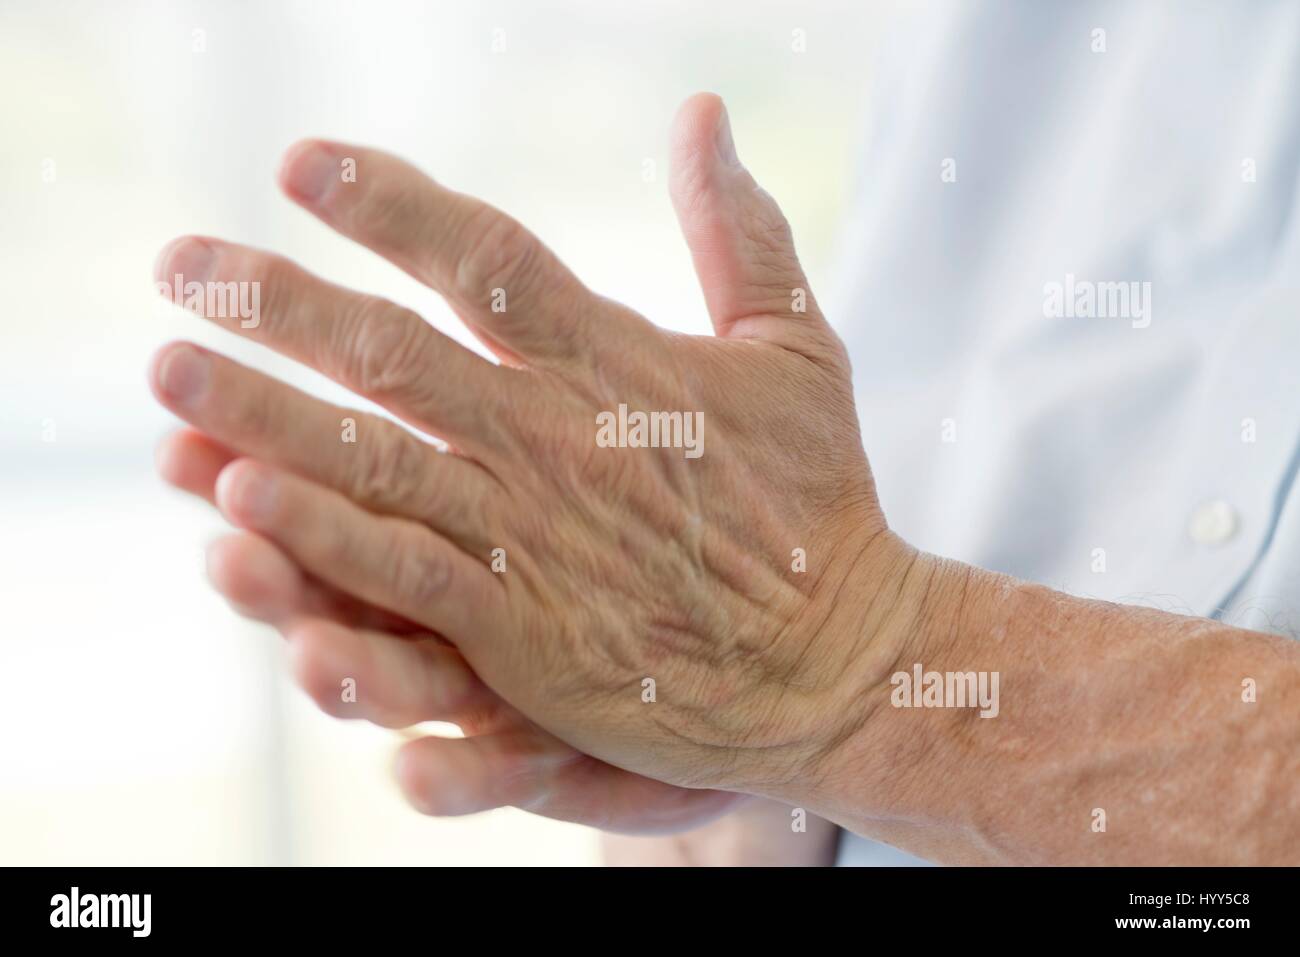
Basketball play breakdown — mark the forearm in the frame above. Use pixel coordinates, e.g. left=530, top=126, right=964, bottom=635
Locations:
left=602, top=798, right=839, bottom=866
left=781, top=537, right=1300, bottom=864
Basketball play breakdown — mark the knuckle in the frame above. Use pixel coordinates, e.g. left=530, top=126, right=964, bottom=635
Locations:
left=391, top=539, right=453, bottom=611
left=348, top=299, right=430, bottom=401
left=354, top=425, right=426, bottom=509
left=453, top=208, right=540, bottom=309
left=743, top=190, right=806, bottom=297
left=316, top=517, right=355, bottom=570
left=747, top=181, right=794, bottom=244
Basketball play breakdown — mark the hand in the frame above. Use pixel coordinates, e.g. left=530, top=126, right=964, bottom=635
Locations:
left=152, top=93, right=913, bottom=812
left=158, top=427, right=745, bottom=832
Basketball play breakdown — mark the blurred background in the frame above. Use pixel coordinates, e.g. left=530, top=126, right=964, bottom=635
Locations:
left=0, top=0, right=898, bottom=864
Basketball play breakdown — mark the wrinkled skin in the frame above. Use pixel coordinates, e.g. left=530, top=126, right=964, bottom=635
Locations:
left=151, top=93, right=907, bottom=833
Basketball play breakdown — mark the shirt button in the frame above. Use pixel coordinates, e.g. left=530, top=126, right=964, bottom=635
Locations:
left=1188, top=500, right=1238, bottom=546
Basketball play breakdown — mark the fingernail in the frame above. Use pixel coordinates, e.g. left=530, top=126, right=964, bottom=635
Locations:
left=230, top=466, right=275, bottom=524
left=715, top=104, right=741, bottom=167
left=155, top=237, right=216, bottom=297
left=284, top=143, right=338, bottom=203
left=157, top=344, right=211, bottom=406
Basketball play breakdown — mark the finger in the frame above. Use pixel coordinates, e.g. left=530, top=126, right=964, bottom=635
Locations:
left=287, top=617, right=503, bottom=730
left=395, top=731, right=740, bottom=831
left=214, top=458, right=502, bottom=645
left=150, top=341, right=496, bottom=550
left=395, top=729, right=584, bottom=817
left=154, top=236, right=523, bottom=455
left=156, top=433, right=431, bottom=634
left=669, top=93, right=834, bottom=352
left=155, top=427, right=234, bottom=505
left=278, top=139, right=598, bottom=368
left=206, top=531, right=419, bottom=636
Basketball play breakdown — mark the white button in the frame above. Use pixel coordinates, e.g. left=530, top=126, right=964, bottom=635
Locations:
left=1188, top=500, right=1238, bottom=546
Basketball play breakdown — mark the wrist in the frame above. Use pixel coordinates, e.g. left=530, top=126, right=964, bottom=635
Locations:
left=764, top=529, right=999, bottom=825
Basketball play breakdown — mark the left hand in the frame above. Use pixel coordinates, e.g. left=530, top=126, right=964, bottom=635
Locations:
left=152, top=93, right=914, bottom=814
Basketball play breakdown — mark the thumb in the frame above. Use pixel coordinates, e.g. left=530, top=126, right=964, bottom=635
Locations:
left=669, top=93, right=826, bottom=344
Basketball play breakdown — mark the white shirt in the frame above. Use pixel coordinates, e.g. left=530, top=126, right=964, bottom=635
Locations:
left=830, top=0, right=1300, bottom=866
